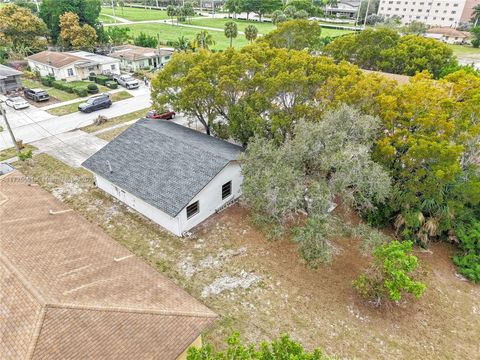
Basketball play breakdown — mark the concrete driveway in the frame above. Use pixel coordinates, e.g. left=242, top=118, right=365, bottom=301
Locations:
left=31, top=130, right=107, bottom=168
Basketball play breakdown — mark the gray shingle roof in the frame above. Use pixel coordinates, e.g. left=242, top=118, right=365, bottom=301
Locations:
left=0, top=64, right=21, bottom=78
left=82, top=119, right=243, bottom=217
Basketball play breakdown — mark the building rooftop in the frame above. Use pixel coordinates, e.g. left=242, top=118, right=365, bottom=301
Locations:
left=110, top=45, right=173, bottom=61
left=82, top=119, right=243, bottom=217
left=0, top=171, right=216, bottom=359
left=27, top=51, right=84, bottom=68
left=0, top=64, right=22, bottom=79
left=68, top=51, right=119, bottom=65
left=426, top=27, right=470, bottom=38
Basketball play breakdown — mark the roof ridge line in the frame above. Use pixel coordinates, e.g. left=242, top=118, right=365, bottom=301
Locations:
left=0, top=253, right=47, bottom=305
left=44, top=302, right=218, bottom=319
left=136, top=119, right=235, bottom=160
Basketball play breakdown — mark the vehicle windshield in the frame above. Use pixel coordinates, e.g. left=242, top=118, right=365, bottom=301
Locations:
left=86, top=98, right=96, bottom=104
left=124, top=76, right=135, bottom=81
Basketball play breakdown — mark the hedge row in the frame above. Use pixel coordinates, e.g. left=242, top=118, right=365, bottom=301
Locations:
left=40, top=76, right=98, bottom=97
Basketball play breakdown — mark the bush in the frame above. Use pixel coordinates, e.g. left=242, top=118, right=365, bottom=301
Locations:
left=40, top=76, right=54, bottom=87
left=353, top=241, right=426, bottom=306
left=52, top=80, right=74, bottom=93
left=87, top=83, right=99, bottom=94
left=95, top=75, right=109, bottom=85
left=105, top=81, right=118, bottom=89
left=452, top=220, right=480, bottom=283
left=293, top=217, right=332, bottom=268
left=18, top=148, right=33, bottom=161
left=74, top=87, right=88, bottom=97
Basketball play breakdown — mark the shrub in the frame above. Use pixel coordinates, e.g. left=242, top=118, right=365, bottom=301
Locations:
left=40, top=76, right=54, bottom=87
left=22, top=70, right=38, bottom=80
left=105, top=81, right=118, bottom=89
left=95, top=75, right=109, bottom=85
left=452, top=220, right=480, bottom=283
left=73, top=87, right=88, bottom=97
left=18, top=148, right=33, bottom=161
left=353, top=241, right=426, bottom=306
left=52, top=80, right=74, bottom=93
left=87, top=83, right=99, bottom=94
left=293, top=217, right=332, bottom=268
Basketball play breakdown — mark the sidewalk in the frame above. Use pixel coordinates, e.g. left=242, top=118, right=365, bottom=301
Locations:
left=40, top=88, right=126, bottom=111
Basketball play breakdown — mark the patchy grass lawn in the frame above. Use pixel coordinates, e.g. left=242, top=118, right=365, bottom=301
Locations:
left=82, top=108, right=148, bottom=133
left=47, top=91, right=133, bottom=116
left=15, top=154, right=480, bottom=360
left=101, top=6, right=169, bottom=21
left=22, top=79, right=78, bottom=102
left=448, top=44, right=480, bottom=57
left=0, top=144, right=36, bottom=162
left=95, top=124, right=131, bottom=141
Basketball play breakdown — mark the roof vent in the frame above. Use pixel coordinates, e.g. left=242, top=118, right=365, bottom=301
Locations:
left=106, top=160, right=113, bottom=173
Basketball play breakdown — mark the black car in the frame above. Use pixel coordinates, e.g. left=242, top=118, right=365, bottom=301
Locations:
left=78, top=94, right=112, bottom=113
left=24, top=88, right=49, bottom=102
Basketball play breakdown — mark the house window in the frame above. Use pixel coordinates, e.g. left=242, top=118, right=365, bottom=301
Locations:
left=186, top=201, right=199, bottom=219
left=111, top=64, right=116, bottom=70
left=222, top=181, right=232, bottom=200
left=67, top=68, right=74, bottom=77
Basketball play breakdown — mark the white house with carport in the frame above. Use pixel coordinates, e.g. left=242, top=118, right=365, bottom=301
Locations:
left=27, top=50, right=120, bottom=82
left=109, top=45, right=173, bottom=71
left=82, top=119, right=244, bottom=236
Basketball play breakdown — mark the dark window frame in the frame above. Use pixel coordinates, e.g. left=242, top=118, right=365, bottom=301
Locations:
left=222, top=181, right=232, bottom=200
left=186, top=201, right=199, bottom=219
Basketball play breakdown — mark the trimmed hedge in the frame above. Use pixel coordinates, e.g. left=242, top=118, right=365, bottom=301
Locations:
left=105, top=81, right=118, bottom=89
left=95, top=75, right=109, bottom=86
left=40, top=76, right=54, bottom=87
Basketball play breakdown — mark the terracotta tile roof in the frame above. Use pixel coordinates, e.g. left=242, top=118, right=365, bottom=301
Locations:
left=109, top=45, right=173, bottom=61
left=426, top=27, right=470, bottom=38
left=27, top=51, right=84, bottom=68
left=0, top=171, right=216, bottom=360
left=361, top=69, right=411, bottom=85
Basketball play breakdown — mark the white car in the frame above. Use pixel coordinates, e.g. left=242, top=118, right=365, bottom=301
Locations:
left=5, top=96, right=29, bottom=110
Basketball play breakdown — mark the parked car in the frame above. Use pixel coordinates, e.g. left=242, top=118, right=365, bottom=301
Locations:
left=146, top=110, right=176, bottom=120
left=113, top=74, right=139, bottom=89
left=78, top=94, right=112, bottom=113
left=5, top=96, right=29, bottom=110
left=24, top=88, right=50, bottom=102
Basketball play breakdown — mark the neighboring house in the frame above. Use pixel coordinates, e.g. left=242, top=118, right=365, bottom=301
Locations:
left=83, top=120, right=244, bottom=236
left=0, top=64, right=22, bottom=94
left=425, top=27, right=470, bottom=44
left=109, top=45, right=173, bottom=71
left=0, top=170, right=216, bottom=360
left=27, top=50, right=120, bottom=82
left=378, top=0, right=480, bottom=28
left=326, top=0, right=361, bottom=19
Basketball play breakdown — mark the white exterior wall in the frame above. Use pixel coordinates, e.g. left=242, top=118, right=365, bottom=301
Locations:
left=178, top=162, right=243, bottom=233
left=94, top=174, right=182, bottom=235
left=93, top=162, right=242, bottom=237
left=378, top=0, right=468, bottom=27
left=27, top=60, right=82, bottom=81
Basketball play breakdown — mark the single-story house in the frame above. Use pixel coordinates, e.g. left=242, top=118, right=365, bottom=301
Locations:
left=424, top=27, right=470, bottom=44
left=82, top=119, right=244, bottom=236
left=27, top=50, right=120, bottom=82
left=0, top=170, right=217, bottom=360
left=109, top=45, right=173, bottom=71
left=0, top=64, right=22, bottom=94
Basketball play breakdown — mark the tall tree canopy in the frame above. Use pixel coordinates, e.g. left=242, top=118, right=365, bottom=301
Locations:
left=261, top=19, right=323, bottom=50
left=59, top=12, right=96, bottom=50
left=39, top=0, right=101, bottom=42
left=0, top=4, right=48, bottom=53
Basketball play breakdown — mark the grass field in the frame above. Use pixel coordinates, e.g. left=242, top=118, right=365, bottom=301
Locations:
left=0, top=144, right=36, bottom=162
left=82, top=108, right=148, bottom=133
left=448, top=44, right=480, bottom=58
left=22, top=79, right=78, bottom=102
left=101, top=6, right=169, bottom=21
left=47, top=91, right=133, bottom=116
left=120, top=21, right=352, bottom=50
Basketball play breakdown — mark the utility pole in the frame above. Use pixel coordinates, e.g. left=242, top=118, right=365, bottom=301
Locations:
left=34, top=0, right=40, bottom=12
left=0, top=102, right=21, bottom=156
left=112, top=0, right=117, bottom=23
left=363, top=0, right=372, bottom=29
left=354, top=2, right=361, bottom=27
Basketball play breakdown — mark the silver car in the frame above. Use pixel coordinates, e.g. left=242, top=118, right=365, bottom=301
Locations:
left=5, top=96, right=30, bottom=110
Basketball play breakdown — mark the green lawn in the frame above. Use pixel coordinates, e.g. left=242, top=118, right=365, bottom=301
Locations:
left=22, top=79, right=111, bottom=102
left=82, top=108, right=149, bottom=133
left=190, top=18, right=276, bottom=35
left=120, top=21, right=351, bottom=50
left=47, top=91, right=133, bottom=116
left=121, top=23, right=249, bottom=50
left=101, top=6, right=169, bottom=21
left=448, top=44, right=480, bottom=58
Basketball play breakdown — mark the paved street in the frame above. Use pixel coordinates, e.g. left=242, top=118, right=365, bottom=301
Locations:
left=0, top=90, right=151, bottom=151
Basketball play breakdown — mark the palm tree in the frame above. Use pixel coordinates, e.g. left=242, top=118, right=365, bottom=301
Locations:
left=193, top=30, right=216, bottom=50
left=173, top=36, right=190, bottom=51
left=244, top=25, right=258, bottom=43
left=224, top=21, right=238, bottom=48
left=167, top=5, right=176, bottom=26
left=473, top=4, right=480, bottom=26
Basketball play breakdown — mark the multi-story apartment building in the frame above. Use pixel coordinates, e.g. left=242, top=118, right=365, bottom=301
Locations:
left=378, top=0, right=480, bottom=28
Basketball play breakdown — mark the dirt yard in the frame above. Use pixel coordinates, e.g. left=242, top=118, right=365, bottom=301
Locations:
left=14, top=155, right=480, bottom=359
